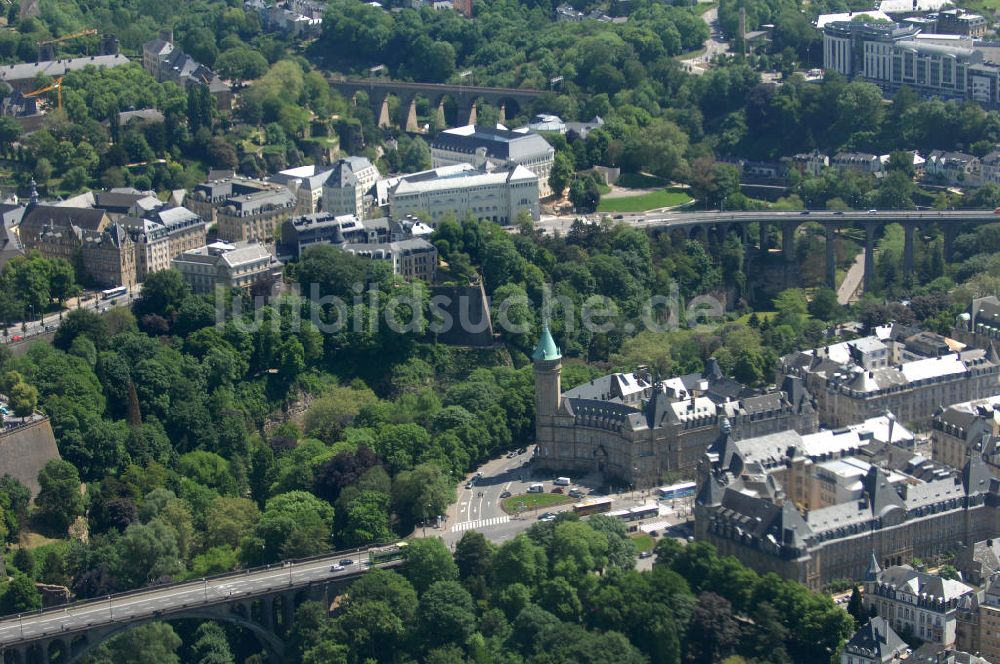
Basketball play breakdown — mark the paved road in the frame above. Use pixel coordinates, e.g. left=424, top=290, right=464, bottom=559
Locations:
left=452, top=446, right=535, bottom=529
left=0, top=551, right=375, bottom=647
left=534, top=209, right=1000, bottom=236
left=837, top=251, right=866, bottom=304
left=680, top=5, right=729, bottom=75
left=1, top=283, right=141, bottom=345
left=439, top=446, right=696, bottom=548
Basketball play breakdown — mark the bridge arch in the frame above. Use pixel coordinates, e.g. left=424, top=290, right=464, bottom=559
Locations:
left=59, top=609, right=286, bottom=664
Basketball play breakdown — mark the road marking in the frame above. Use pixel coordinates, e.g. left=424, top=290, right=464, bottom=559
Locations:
left=450, top=516, right=510, bottom=532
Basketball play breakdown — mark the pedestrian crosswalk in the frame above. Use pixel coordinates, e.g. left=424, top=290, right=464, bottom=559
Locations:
left=451, top=516, right=510, bottom=532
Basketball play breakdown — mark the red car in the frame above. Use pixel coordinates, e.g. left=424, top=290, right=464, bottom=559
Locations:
left=9, top=335, right=22, bottom=342
left=551, top=487, right=563, bottom=494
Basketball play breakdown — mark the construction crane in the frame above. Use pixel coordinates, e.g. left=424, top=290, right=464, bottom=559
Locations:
left=24, top=77, right=63, bottom=112
left=36, top=28, right=97, bottom=47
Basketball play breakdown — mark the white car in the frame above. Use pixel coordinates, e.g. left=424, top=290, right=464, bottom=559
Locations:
left=331, top=564, right=344, bottom=572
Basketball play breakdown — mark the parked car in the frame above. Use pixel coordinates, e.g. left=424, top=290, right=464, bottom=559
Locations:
left=538, top=512, right=556, bottom=520
left=500, top=490, right=512, bottom=498
left=552, top=487, right=564, bottom=494
left=638, top=551, right=653, bottom=559
left=568, top=489, right=584, bottom=498
left=465, top=482, right=474, bottom=489
left=10, top=335, right=22, bottom=342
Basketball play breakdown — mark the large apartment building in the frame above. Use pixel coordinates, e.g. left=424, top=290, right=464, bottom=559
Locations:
left=20, top=198, right=208, bottom=287
left=269, top=165, right=334, bottom=215
left=215, top=188, right=297, bottom=244
left=781, top=327, right=1000, bottom=427
left=695, top=418, right=1000, bottom=589
left=120, top=207, right=207, bottom=280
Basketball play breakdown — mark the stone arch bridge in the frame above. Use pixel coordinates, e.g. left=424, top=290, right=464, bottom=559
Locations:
left=626, top=209, right=1000, bottom=293
left=328, top=77, right=546, bottom=132
left=0, top=549, right=402, bottom=664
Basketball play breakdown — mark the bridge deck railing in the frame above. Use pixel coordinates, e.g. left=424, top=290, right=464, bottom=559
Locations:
left=0, top=542, right=396, bottom=627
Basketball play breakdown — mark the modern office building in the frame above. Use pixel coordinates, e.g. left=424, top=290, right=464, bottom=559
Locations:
left=388, top=163, right=539, bottom=225
left=822, top=19, right=1000, bottom=107
left=279, top=212, right=393, bottom=259
left=431, top=125, right=555, bottom=197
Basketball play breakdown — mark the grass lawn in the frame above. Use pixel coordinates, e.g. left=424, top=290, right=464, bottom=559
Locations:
left=501, top=493, right=573, bottom=514
left=598, top=189, right=693, bottom=213
left=733, top=311, right=776, bottom=326
left=596, top=182, right=611, bottom=195
left=615, top=172, right=668, bottom=189
left=695, top=1, right=716, bottom=14
left=631, top=533, right=655, bottom=553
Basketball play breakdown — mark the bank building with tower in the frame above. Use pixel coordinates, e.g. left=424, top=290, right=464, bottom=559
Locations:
left=531, top=325, right=818, bottom=488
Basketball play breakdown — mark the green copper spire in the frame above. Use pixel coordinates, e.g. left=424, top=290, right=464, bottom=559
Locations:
left=532, top=324, right=561, bottom=362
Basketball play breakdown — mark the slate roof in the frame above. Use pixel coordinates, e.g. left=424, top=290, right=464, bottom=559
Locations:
left=21, top=205, right=108, bottom=234
left=877, top=565, right=976, bottom=602
left=842, top=618, right=907, bottom=664
left=432, top=125, right=554, bottom=162
left=0, top=54, right=129, bottom=85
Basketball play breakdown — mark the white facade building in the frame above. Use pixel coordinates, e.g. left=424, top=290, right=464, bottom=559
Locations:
left=388, top=163, right=539, bottom=225
left=431, top=125, right=556, bottom=197
left=321, top=157, right=381, bottom=218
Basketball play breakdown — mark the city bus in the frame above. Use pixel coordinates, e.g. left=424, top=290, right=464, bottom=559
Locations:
left=628, top=504, right=660, bottom=521
left=101, top=286, right=128, bottom=300
left=368, top=542, right=409, bottom=564
left=658, top=481, right=696, bottom=501
left=572, top=498, right=613, bottom=517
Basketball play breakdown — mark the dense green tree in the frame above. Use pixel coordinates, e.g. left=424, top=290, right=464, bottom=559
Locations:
left=417, top=580, right=477, bottom=648
left=241, top=491, right=334, bottom=565
left=35, top=459, right=84, bottom=532
left=403, top=537, right=459, bottom=594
